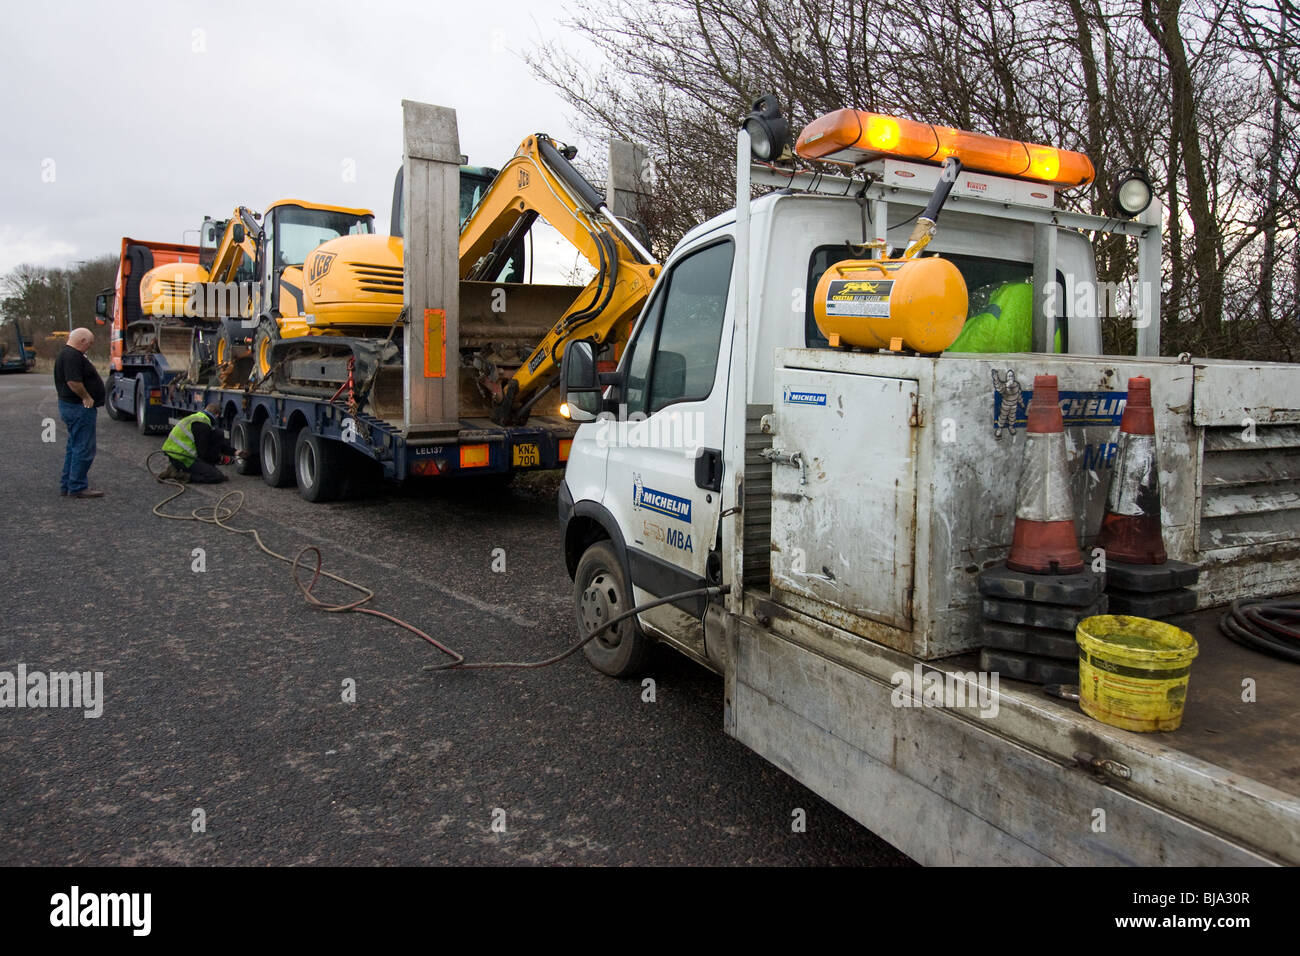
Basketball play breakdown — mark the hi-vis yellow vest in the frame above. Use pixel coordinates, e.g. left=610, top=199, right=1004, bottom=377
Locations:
left=162, top=411, right=211, bottom=467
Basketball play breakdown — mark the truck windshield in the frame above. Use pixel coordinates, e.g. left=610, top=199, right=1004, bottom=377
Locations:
left=804, top=246, right=1035, bottom=349
left=276, top=207, right=376, bottom=267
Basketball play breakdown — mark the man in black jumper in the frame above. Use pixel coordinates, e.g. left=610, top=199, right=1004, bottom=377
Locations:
left=54, top=327, right=105, bottom=499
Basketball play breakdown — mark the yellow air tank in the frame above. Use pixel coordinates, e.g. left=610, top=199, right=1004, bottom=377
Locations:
left=814, top=256, right=968, bottom=353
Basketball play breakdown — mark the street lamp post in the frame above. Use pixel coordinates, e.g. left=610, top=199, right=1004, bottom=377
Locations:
left=64, top=259, right=89, bottom=332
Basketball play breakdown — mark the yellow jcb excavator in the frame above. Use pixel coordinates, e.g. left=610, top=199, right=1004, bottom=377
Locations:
left=135, top=198, right=405, bottom=384
left=455, top=133, right=659, bottom=424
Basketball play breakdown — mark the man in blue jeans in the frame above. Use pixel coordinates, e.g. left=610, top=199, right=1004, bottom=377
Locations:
left=55, top=327, right=106, bottom=499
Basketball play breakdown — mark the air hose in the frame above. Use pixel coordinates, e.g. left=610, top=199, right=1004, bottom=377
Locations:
left=148, top=451, right=729, bottom=671
left=1219, top=597, right=1300, bottom=664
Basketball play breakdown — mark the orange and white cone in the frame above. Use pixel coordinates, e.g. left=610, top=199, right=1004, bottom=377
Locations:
left=1007, top=375, right=1084, bottom=574
left=1097, top=376, right=1167, bottom=564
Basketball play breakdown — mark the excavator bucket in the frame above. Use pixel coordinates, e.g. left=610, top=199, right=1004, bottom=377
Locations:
left=157, top=324, right=198, bottom=377
left=217, top=348, right=253, bottom=387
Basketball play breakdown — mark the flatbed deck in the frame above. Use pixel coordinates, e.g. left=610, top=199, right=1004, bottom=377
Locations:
left=956, top=603, right=1300, bottom=800
left=737, top=590, right=1300, bottom=864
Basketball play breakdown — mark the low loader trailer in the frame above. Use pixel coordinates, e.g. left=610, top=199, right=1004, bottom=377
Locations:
left=558, top=101, right=1300, bottom=864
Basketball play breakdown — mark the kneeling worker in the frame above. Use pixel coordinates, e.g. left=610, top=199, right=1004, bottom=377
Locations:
left=159, top=404, right=241, bottom=483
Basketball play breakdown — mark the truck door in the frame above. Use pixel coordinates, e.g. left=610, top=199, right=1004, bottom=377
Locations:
left=603, top=237, right=735, bottom=654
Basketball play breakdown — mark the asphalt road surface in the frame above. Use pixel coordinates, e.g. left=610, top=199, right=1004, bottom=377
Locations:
left=0, top=376, right=910, bottom=866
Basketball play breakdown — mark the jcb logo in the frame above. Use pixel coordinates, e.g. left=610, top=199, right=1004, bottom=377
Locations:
left=517, top=168, right=530, bottom=190
left=307, top=252, right=335, bottom=283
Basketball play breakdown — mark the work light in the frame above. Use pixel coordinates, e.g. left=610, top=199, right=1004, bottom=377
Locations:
left=743, top=95, right=790, bottom=162
left=1113, top=168, right=1153, bottom=218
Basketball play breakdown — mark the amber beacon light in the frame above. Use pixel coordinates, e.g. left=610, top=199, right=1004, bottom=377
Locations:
left=795, top=109, right=1095, bottom=189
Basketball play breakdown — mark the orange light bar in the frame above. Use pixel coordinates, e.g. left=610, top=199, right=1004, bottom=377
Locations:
left=558, top=439, right=572, bottom=462
left=796, top=109, right=1094, bottom=189
left=459, top=444, right=490, bottom=469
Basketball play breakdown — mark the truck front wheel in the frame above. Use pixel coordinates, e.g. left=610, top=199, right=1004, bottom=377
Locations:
left=574, top=541, right=652, bottom=678
left=104, top=373, right=128, bottom=421
left=134, top=378, right=153, bottom=435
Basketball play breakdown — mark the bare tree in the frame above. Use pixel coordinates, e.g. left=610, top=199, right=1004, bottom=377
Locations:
left=531, top=0, right=1299, bottom=359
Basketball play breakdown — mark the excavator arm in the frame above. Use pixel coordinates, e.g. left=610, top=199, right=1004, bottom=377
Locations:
left=206, top=206, right=263, bottom=285
left=458, top=134, right=659, bottom=423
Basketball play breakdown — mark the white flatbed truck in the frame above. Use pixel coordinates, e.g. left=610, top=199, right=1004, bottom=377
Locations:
left=557, top=105, right=1300, bottom=865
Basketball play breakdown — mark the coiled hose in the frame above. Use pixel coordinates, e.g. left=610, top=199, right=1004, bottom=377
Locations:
left=148, top=451, right=727, bottom=671
left=1219, top=597, right=1300, bottom=664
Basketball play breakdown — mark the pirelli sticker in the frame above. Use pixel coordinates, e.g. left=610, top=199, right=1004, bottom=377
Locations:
left=825, top=278, right=894, bottom=319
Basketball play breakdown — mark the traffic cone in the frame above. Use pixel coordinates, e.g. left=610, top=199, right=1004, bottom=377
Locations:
left=1097, top=376, right=1167, bottom=564
left=1007, top=375, right=1084, bottom=574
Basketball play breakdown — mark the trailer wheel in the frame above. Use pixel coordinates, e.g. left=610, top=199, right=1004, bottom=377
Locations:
left=574, top=541, right=651, bottom=678
left=260, top=426, right=296, bottom=488
left=232, top=420, right=261, bottom=476
left=340, top=447, right=383, bottom=499
left=294, top=431, right=345, bottom=502
left=104, top=373, right=129, bottom=421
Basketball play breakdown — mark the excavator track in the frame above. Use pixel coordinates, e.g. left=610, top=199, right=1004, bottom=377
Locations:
left=260, top=335, right=404, bottom=420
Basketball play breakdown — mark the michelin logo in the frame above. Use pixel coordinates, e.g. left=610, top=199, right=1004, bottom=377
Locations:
left=783, top=387, right=827, bottom=406
left=633, top=473, right=692, bottom=523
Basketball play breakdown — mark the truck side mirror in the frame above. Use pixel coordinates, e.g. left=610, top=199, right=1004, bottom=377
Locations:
left=564, top=340, right=599, bottom=391
left=93, top=293, right=109, bottom=325
left=561, top=339, right=601, bottom=422
left=232, top=223, right=246, bottom=244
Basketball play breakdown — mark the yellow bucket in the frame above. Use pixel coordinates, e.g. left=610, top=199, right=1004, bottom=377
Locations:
left=1076, top=615, right=1198, bottom=732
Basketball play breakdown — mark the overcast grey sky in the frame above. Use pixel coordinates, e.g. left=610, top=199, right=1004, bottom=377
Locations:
left=0, top=0, right=597, bottom=277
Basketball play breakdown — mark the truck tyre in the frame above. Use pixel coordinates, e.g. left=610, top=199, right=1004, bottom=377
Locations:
left=104, top=373, right=128, bottom=421
left=294, top=431, right=345, bottom=502
left=574, top=541, right=652, bottom=678
left=134, top=378, right=153, bottom=435
left=340, top=447, right=382, bottom=499
left=260, top=426, right=296, bottom=488
left=232, top=420, right=261, bottom=476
